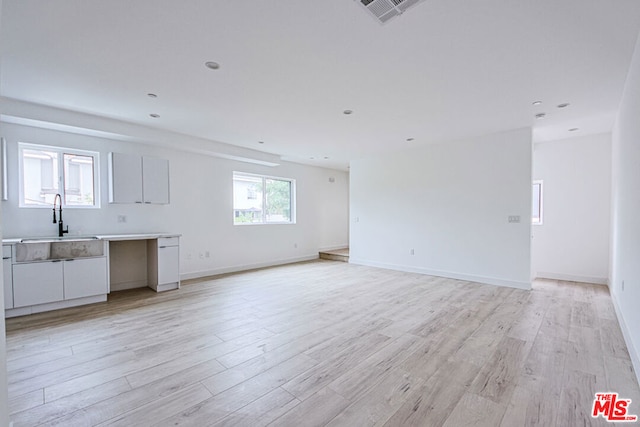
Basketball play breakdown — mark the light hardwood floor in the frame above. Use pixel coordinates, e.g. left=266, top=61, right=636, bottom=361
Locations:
left=4, top=260, right=640, bottom=426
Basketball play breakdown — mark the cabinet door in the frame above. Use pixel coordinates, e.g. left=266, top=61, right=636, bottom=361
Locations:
left=157, top=246, right=180, bottom=285
left=13, top=261, right=64, bottom=307
left=64, top=257, right=108, bottom=300
left=3, top=258, right=13, bottom=309
left=109, top=152, right=143, bottom=204
left=142, top=156, right=170, bottom=204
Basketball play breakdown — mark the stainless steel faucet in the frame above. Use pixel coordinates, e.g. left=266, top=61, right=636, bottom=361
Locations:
left=53, top=193, right=69, bottom=237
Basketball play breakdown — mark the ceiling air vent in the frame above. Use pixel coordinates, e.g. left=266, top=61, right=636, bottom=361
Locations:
left=357, top=0, right=426, bottom=24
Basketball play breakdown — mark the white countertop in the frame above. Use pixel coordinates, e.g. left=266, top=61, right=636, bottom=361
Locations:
left=96, top=233, right=181, bottom=241
left=2, top=233, right=181, bottom=244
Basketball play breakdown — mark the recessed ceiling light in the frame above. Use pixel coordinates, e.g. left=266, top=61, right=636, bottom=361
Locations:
left=557, top=103, right=570, bottom=108
left=343, top=110, right=353, bottom=115
left=532, top=101, right=542, bottom=106
left=535, top=113, right=546, bottom=119
left=310, top=157, right=315, bottom=160
left=147, top=93, right=158, bottom=98
left=258, top=141, right=264, bottom=144
left=205, top=61, right=220, bottom=70
left=569, top=128, right=579, bottom=132
left=149, top=113, right=160, bottom=118
left=406, top=137, right=415, bottom=142
left=324, top=156, right=329, bottom=159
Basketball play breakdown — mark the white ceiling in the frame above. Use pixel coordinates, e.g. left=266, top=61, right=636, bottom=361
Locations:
left=2, top=0, right=640, bottom=170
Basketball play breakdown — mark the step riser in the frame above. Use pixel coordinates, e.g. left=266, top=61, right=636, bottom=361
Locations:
left=319, top=253, right=349, bottom=262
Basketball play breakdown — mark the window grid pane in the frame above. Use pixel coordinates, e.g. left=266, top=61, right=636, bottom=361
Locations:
left=233, top=172, right=294, bottom=224
left=63, top=153, right=95, bottom=206
left=22, top=149, right=59, bottom=206
left=265, top=179, right=291, bottom=223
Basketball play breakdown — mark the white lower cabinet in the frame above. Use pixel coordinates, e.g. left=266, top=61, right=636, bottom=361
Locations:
left=13, top=261, right=64, bottom=308
left=147, top=237, right=180, bottom=292
left=158, top=246, right=180, bottom=285
left=64, top=257, right=108, bottom=300
left=12, top=257, right=108, bottom=308
left=3, top=245, right=14, bottom=309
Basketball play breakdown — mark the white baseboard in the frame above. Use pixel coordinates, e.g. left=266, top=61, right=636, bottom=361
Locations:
left=611, top=293, right=640, bottom=390
left=535, top=271, right=608, bottom=285
left=180, top=254, right=319, bottom=281
left=349, top=258, right=531, bottom=290
left=5, top=295, right=107, bottom=318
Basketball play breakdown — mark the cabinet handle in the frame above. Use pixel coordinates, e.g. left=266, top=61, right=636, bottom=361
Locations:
left=135, top=201, right=143, bottom=204
left=144, top=201, right=152, bottom=204
left=66, top=259, right=75, bottom=261
left=52, top=259, right=62, bottom=263
left=159, top=246, right=167, bottom=248
left=2, top=256, right=10, bottom=260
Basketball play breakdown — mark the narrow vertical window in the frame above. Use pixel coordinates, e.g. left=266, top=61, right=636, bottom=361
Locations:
left=532, top=180, right=543, bottom=225
left=63, top=153, right=95, bottom=206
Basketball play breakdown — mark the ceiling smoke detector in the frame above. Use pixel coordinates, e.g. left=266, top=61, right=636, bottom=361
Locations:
left=356, top=0, right=426, bottom=24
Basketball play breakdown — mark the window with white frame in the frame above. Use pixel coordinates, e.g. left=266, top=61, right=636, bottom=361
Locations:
left=532, top=180, right=543, bottom=224
left=233, top=172, right=295, bottom=224
left=19, top=143, right=100, bottom=208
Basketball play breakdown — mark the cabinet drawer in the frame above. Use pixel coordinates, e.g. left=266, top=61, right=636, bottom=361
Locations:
left=3, top=245, right=11, bottom=259
left=158, top=237, right=179, bottom=248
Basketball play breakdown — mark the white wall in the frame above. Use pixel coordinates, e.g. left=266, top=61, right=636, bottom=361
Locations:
left=0, top=122, right=349, bottom=279
left=350, top=128, right=532, bottom=289
left=532, top=134, right=612, bottom=284
left=0, top=0, right=12, bottom=423
left=611, top=30, right=640, bottom=386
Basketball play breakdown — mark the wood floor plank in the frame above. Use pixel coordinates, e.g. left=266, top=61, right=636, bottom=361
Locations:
left=327, top=334, right=423, bottom=401
left=468, top=336, right=527, bottom=405
left=281, top=333, right=391, bottom=401
left=599, top=318, right=631, bottom=360
left=326, top=368, right=425, bottom=427
left=212, top=387, right=300, bottom=427
left=441, top=392, right=506, bottom=427
left=11, top=378, right=131, bottom=426
left=382, top=358, right=479, bottom=427
left=44, top=359, right=226, bottom=426
left=159, top=352, right=317, bottom=426
left=7, top=388, right=43, bottom=415
left=267, top=387, right=350, bottom=427
left=3, top=261, right=639, bottom=427
left=97, top=383, right=212, bottom=426
left=556, top=369, right=609, bottom=427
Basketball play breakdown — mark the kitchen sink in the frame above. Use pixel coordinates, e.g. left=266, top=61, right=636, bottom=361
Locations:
left=20, top=236, right=99, bottom=243
left=15, top=238, right=104, bottom=262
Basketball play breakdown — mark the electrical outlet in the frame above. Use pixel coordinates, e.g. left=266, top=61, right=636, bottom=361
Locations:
left=205, top=251, right=210, bottom=258
left=199, top=252, right=204, bottom=259
left=410, top=249, right=415, bottom=255
left=117, top=215, right=127, bottom=223
left=508, top=215, right=521, bottom=223
left=294, top=243, right=298, bottom=248
left=622, top=280, right=625, bottom=291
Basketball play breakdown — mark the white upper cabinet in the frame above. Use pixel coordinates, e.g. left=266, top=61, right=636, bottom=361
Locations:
left=108, top=152, right=143, bottom=203
left=142, top=156, right=170, bottom=204
left=108, top=153, right=170, bottom=204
